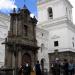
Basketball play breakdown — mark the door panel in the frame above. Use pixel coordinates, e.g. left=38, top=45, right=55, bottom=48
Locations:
left=22, top=53, right=31, bottom=65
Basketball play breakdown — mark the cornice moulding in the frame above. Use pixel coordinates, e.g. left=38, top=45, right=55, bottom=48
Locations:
left=37, top=16, right=67, bottom=25
left=37, top=0, right=60, bottom=6
left=37, top=16, right=74, bottom=29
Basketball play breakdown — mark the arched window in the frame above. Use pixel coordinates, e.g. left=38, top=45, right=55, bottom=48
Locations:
left=24, top=25, right=28, bottom=36
left=41, top=58, right=47, bottom=69
left=72, top=42, right=74, bottom=47
left=41, top=43, right=44, bottom=52
left=48, top=7, right=53, bottom=19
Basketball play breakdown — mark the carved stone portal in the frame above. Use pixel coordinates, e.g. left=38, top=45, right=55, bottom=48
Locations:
left=5, top=6, right=39, bottom=68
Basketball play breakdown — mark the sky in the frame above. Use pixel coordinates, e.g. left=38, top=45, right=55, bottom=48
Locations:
left=0, top=0, right=75, bottom=23
left=0, top=0, right=37, bottom=16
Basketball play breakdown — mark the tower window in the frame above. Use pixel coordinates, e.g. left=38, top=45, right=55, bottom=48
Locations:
left=42, top=33, right=43, bottom=36
left=48, top=7, right=53, bottom=19
left=54, top=41, right=59, bottom=47
left=24, top=25, right=28, bottom=36
left=72, top=42, right=74, bottom=47
left=66, top=8, right=67, bottom=13
left=72, top=37, right=74, bottom=40
left=41, top=43, right=44, bottom=52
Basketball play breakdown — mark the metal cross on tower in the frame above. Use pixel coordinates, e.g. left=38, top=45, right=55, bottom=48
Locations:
left=23, top=0, right=27, bottom=8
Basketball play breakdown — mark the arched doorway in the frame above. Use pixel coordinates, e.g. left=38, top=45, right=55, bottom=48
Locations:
left=41, top=58, right=46, bottom=75
left=22, top=53, right=31, bottom=65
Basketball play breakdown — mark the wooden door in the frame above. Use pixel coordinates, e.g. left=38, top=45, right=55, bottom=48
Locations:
left=22, top=53, right=31, bottom=65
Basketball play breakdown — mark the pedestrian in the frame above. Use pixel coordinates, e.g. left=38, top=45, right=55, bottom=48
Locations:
left=22, top=62, right=31, bottom=75
left=63, top=59, right=69, bottom=75
left=54, top=58, right=60, bottom=75
left=60, top=60, right=64, bottom=75
left=68, top=60, right=74, bottom=75
left=19, top=65, right=23, bottom=75
left=35, top=60, right=41, bottom=75
left=50, top=61, right=56, bottom=75
left=31, top=67, right=36, bottom=75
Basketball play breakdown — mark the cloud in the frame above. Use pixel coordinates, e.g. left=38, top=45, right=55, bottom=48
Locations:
left=0, top=0, right=17, bottom=13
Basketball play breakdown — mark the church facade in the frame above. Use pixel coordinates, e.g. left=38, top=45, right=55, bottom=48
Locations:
left=36, top=0, right=75, bottom=72
left=5, top=6, right=38, bottom=69
left=0, top=0, right=75, bottom=73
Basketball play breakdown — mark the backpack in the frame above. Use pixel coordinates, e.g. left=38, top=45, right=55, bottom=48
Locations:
left=68, top=63, right=74, bottom=70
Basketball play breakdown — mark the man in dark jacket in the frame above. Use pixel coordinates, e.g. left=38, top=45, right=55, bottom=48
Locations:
left=54, top=58, right=60, bottom=75
left=68, top=60, right=74, bottom=75
left=22, top=63, right=31, bottom=75
left=35, top=61, right=41, bottom=75
left=63, top=59, right=69, bottom=75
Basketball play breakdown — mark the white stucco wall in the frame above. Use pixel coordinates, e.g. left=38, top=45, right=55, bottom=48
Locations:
left=36, top=27, right=49, bottom=71
left=0, top=13, right=10, bottom=67
left=37, top=0, right=73, bottom=25
left=37, top=0, right=74, bottom=72
left=67, top=28, right=75, bottom=50
left=37, top=0, right=66, bottom=24
left=0, top=43, right=5, bottom=67
left=48, top=27, right=68, bottom=52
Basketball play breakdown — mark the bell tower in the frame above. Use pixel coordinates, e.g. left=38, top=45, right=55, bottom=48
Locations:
left=5, top=5, right=39, bottom=68
left=37, top=0, right=73, bottom=28
left=37, top=0, right=74, bottom=72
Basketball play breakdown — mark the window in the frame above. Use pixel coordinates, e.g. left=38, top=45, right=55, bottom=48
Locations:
left=72, top=37, right=74, bottom=40
left=54, top=41, right=59, bottom=47
left=48, top=7, right=53, bottom=19
left=72, top=42, right=74, bottom=47
left=66, top=8, right=67, bottom=13
left=42, top=33, right=43, bottom=37
left=41, top=43, right=44, bottom=52
left=72, top=37, right=74, bottom=47
left=24, top=25, right=28, bottom=36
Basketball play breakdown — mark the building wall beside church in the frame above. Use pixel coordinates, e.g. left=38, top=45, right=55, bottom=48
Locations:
left=37, top=0, right=75, bottom=73
left=0, top=13, right=10, bottom=67
left=67, top=27, right=75, bottom=49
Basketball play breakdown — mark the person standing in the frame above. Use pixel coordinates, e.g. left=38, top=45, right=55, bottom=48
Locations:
left=35, top=60, right=41, bottom=75
left=63, top=59, right=69, bottom=75
left=19, top=65, right=23, bottom=75
left=22, top=62, right=31, bottom=75
left=54, top=58, right=60, bottom=75
left=68, top=60, right=74, bottom=75
left=50, top=61, right=56, bottom=75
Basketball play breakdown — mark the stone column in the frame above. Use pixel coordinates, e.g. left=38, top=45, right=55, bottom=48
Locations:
left=18, top=51, right=22, bottom=67
left=12, top=53, right=15, bottom=67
